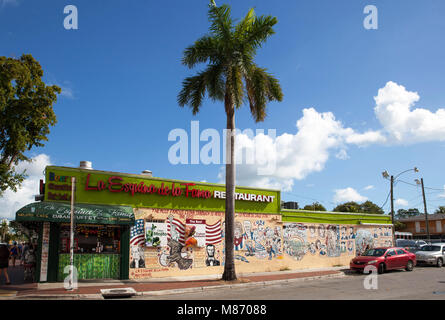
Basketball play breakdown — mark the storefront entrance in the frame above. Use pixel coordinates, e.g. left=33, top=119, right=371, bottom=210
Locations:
left=57, top=224, right=121, bottom=280
left=15, top=201, right=134, bottom=282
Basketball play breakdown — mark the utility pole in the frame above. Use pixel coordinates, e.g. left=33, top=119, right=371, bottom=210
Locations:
left=68, top=176, right=76, bottom=290
left=390, top=175, right=395, bottom=245
left=420, top=178, right=430, bottom=243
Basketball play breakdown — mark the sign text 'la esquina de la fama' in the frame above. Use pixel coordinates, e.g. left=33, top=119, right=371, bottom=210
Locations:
left=84, top=173, right=276, bottom=203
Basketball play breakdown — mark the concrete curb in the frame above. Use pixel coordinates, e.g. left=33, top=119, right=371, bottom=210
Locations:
left=137, top=272, right=346, bottom=297
left=14, top=272, right=347, bottom=299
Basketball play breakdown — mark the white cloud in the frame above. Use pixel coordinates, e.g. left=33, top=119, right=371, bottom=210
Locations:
left=395, top=198, right=409, bottom=207
left=374, top=81, right=445, bottom=144
left=364, top=185, right=374, bottom=190
left=333, top=187, right=368, bottom=203
left=0, top=154, right=51, bottom=220
left=218, top=108, right=385, bottom=190
left=216, top=81, right=445, bottom=191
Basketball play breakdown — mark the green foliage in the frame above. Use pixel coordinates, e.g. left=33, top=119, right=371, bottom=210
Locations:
left=435, top=206, right=445, bottom=214
left=0, top=54, right=60, bottom=195
left=332, top=201, right=361, bottom=213
left=395, top=208, right=421, bottom=219
left=303, top=202, right=326, bottom=211
left=360, top=200, right=384, bottom=215
left=394, top=221, right=407, bottom=231
left=332, top=201, right=384, bottom=214
left=178, top=3, right=283, bottom=120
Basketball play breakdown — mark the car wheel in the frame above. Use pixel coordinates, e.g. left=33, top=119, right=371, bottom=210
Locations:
left=406, top=260, right=414, bottom=271
left=437, top=258, right=443, bottom=268
left=378, top=263, right=385, bottom=274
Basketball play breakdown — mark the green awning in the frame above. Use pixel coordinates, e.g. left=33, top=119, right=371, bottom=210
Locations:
left=16, top=202, right=135, bottom=225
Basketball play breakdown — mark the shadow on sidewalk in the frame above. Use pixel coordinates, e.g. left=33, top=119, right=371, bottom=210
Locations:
left=0, top=261, right=37, bottom=294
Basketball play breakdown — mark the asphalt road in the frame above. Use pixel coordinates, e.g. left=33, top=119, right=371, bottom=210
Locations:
left=134, top=266, right=445, bottom=300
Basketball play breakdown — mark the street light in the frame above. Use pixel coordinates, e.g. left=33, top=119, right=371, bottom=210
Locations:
left=415, top=178, right=430, bottom=243
left=381, top=167, right=419, bottom=245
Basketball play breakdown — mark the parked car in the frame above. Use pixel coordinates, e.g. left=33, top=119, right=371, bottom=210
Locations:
left=395, top=239, right=427, bottom=253
left=415, top=243, right=445, bottom=267
left=350, top=247, right=416, bottom=274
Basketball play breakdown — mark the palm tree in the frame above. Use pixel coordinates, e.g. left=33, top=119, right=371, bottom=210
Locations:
left=178, top=1, right=283, bottom=281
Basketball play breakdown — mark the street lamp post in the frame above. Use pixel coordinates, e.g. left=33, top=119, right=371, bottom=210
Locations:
left=382, top=167, right=419, bottom=246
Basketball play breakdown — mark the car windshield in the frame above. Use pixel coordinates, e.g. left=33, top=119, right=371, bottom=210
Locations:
left=420, top=245, right=441, bottom=252
left=362, top=249, right=386, bottom=257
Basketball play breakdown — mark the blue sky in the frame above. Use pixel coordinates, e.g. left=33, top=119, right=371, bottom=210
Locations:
left=1, top=0, right=445, bottom=219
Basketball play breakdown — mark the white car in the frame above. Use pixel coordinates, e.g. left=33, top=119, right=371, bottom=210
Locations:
left=415, top=243, right=445, bottom=267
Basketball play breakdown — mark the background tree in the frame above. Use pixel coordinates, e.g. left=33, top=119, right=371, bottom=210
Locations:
left=178, top=2, right=282, bottom=281
left=0, top=219, right=27, bottom=243
left=0, top=54, right=61, bottom=195
left=395, top=208, right=421, bottom=219
left=333, top=201, right=384, bottom=214
left=435, top=206, right=445, bottom=214
left=359, top=200, right=384, bottom=214
left=0, top=219, right=8, bottom=242
left=303, top=202, right=326, bottom=211
left=332, top=201, right=361, bottom=213
left=394, top=221, right=407, bottom=231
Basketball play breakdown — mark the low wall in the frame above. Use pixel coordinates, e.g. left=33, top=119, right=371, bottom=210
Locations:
left=129, top=208, right=393, bottom=279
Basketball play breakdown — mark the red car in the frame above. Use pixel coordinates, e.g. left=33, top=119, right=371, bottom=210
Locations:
left=350, top=247, right=416, bottom=274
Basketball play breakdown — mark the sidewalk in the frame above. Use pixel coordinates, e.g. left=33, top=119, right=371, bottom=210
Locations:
left=0, top=266, right=350, bottom=299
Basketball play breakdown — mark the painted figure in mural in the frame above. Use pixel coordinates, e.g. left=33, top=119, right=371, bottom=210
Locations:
left=319, top=244, right=327, bottom=256
left=166, top=239, right=193, bottom=270
left=130, top=244, right=146, bottom=269
left=348, top=227, right=356, bottom=239
left=355, top=229, right=374, bottom=255
left=245, top=239, right=256, bottom=256
left=234, top=221, right=244, bottom=251
left=309, top=226, right=316, bottom=238
left=347, top=240, right=354, bottom=254
left=266, top=239, right=276, bottom=260
left=318, top=225, right=326, bottom=238
left=315, top=239, right=322, bottom=251
left=309, top=242, right=316, bottom=255
left=252, top=228, right=259, bottom=242
left=243, top=221, right=252, bottom=241
left=205, top=244, right=220, bottom=266
left=326, top=225, right=340, bottom=257
left=341, top=227, right=347, bottom=240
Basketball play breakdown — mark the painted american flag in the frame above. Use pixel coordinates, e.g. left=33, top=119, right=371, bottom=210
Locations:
left=167, top=215, right=185, bottom=245
left=206, top=220, right=222, bottom=245
left=130, top=219, right=145, bottom=246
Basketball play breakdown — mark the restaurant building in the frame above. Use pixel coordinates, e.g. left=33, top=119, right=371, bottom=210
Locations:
left=15, top=164, right=393, bottom=282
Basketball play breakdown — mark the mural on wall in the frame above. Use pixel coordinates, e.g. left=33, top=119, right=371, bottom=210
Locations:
left=283, top=223, right=355, bottom=260
left=283, top=223, right=307, bottom=260
left=129, top=208, right=393, bottom=279
left=355, top=226, right=392, bottom=255
left=235, top=219, right=283, bottom=261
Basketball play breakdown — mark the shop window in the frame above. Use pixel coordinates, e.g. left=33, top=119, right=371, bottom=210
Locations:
left=59, top=224, right=121, bottom=254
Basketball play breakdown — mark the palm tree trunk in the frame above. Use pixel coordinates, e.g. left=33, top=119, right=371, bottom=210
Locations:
left=222, top=104, right=237, bottom=281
